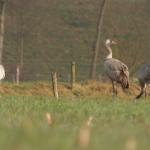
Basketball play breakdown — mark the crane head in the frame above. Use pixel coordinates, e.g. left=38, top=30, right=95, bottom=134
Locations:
left=105, top=39, right=117, bottom=45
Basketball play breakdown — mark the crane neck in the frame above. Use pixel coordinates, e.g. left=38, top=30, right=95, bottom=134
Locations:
left=106, top=44, right=112, bottom=59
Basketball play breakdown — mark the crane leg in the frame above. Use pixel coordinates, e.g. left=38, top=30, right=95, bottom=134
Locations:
left=136, top=83, right=145, bottom=99
left=112, top=81, right=117, bottom=96
left=144, top=84, right=147, bottom=99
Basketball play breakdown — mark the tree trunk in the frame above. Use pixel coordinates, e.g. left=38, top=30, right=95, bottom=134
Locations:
left=20, top=37, right=24, bottom=69
left=90, top=0, right=107, bottom=79
left=0, top=1, right=5, bottom=64
left=146, top=0, right=150, bottom=15
left=19, top=13, right=25, bottom=81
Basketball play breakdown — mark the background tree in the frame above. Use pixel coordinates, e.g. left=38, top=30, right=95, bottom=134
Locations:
left=146, top=0, right=150, bottom=14
left=0, top=0, right=5, bottom=64
left=90, top=0, right=107, bottom=79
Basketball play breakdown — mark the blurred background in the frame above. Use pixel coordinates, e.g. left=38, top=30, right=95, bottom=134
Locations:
left=1, top=0, right=150, bottom=81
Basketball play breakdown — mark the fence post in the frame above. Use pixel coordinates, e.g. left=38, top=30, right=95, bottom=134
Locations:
left=71, top=61, right=76, bottom=90
left=16, top=65, right=20, bottom=85
left=12, top=74, right=15, bottom=83
left=51, top=72, right=59, bottom=99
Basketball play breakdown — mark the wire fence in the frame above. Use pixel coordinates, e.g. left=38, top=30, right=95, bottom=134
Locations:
left=3, top=61, right=105, bottom=82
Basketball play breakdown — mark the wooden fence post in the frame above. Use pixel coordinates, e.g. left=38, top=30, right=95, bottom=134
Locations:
left=51, top=72, right=59, bottom=99
left=71, top=62, right=76, bottom=90
left=16, top=65, right=20, bottom=85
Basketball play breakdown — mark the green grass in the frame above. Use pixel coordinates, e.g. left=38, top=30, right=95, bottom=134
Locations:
left=0, top=96, right=150, bottom=150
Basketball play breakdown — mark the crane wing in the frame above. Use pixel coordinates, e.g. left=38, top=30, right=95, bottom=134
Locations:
left=104, top=58, right=129, bottom=88
left=137, top=64, right=150, bottom=82
left=104, top=58, right=129, bottom=76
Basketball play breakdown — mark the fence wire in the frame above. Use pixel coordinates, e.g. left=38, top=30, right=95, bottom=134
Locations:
left=3, top=62, right=105, bottom=82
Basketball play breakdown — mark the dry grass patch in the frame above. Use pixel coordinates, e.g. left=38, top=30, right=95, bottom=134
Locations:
left=0, top=81, right=149, bottom=99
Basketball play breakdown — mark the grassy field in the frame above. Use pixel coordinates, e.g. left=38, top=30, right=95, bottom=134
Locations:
left=0, top=96, right=150, bottom=150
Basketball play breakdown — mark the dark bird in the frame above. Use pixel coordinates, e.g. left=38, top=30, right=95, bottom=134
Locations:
left=136, top=64, right=150, bottom=99
left=104, top=39, right=129, bottom=96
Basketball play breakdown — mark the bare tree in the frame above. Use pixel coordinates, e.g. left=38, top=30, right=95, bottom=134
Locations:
left=19, top=12, right=24, bottom=70
left=11, top=0, right=33, bottom=79
left=146, top=0, right=150, bottom=14
left=0, top=0, right=5, bottom=64
left=90, top=0, right=107, bottom=79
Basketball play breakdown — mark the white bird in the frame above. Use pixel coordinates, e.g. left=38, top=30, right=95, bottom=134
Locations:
left=104, top=39, right=129, bottom=96
left=136, top=64, right=150, bottom=99
left=0, top=64, right=5, bottom=80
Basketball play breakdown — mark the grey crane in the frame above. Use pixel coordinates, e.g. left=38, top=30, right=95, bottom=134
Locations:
left=104, top=39, right=129, bottom=96
left=136, top=64, right=150, bottom=99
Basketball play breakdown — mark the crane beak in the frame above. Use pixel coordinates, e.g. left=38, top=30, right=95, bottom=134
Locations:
left=112, top=41, right=117, bottom=45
